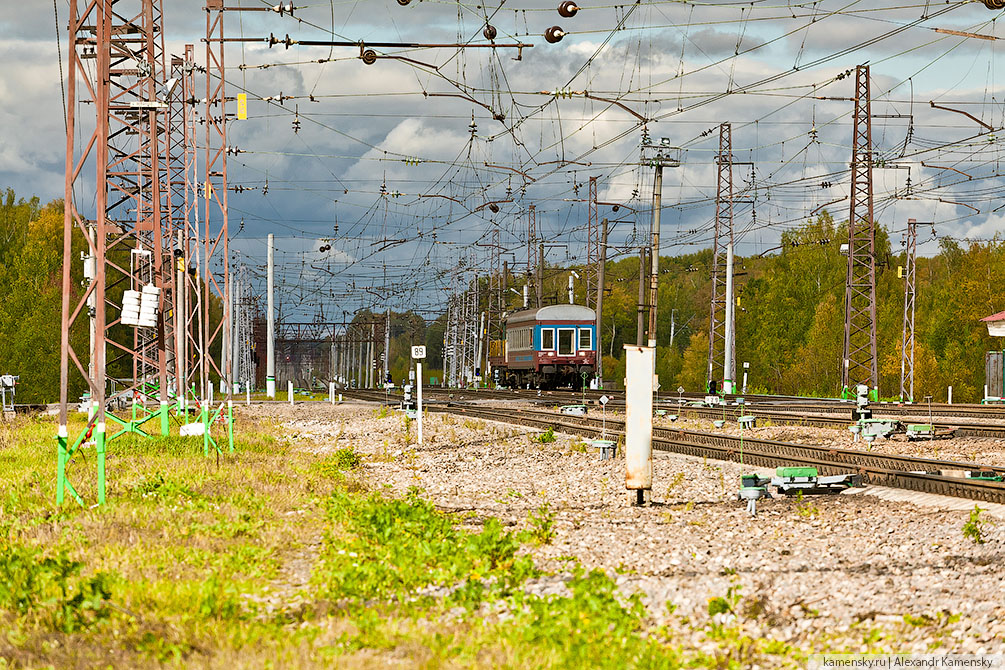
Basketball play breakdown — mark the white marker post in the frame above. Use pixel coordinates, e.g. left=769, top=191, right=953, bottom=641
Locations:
left=624, top=345, right=654, bottom=505
left=412, top=345, right=426, bottom=445
left=288, top=380, right=294, bottom=406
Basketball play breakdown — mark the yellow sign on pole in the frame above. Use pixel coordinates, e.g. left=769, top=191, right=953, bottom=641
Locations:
left=237, top=94, right=248, bottom=120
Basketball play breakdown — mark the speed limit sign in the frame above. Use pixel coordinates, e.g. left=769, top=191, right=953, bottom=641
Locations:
left=411, top=345, right=427, bottom=359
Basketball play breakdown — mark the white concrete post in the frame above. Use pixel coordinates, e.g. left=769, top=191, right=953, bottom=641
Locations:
left=266, top=234, right=276, bottom=399
left=624, top=345, right=654, bottom=505
left=288, top=380, right=294, bottom=406
left=417, top=361, right=423, bottom=446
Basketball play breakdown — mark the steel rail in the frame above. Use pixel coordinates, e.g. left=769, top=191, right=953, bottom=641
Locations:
left=425, top=403, right=1005, bottom=506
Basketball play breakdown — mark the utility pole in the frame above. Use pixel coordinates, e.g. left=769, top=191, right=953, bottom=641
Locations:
left=641, top=138, right=680, bottom=349
left=267, top=234, right=276, bottom=398
left=230, top=273, right=237, bottom=392
left=586, top=176, right=599, bottom=302
left=900, top=218, right=917, bottom=403
left=384, top=307, right=390, bottom=385
left=595, top=218, right=608, bottom=387
left=842, top=64, right=879, bottom=398
left=709, top=122, right=735, bottom=392
left=538, top=242, right=545, bottom=309
left=636, top=247, right=647, bottom=347
left=723, top=242, right=735, bottom=393
left=527, top=205, right=537, bottom=309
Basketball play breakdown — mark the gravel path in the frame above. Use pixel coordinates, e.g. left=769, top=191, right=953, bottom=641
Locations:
left=245, top=401, right=1005, bottom=655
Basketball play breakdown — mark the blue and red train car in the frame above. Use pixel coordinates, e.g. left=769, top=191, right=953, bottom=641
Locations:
left=490, top=304, right=597, bottom=388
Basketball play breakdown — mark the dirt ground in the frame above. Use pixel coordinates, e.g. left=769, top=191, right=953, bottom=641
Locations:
left=244, top=400, right=1005, bottom=655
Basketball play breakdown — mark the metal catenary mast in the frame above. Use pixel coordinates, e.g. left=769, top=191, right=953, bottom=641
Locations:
left=842, top=65, right=879, bottom=398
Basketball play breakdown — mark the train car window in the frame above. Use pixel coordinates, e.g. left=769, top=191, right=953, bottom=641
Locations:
left=507, top=327, right=532, bottom=350
left=578, top=328, right=592, bottom=350
left=558, top=328, right=575, bottom=356
left=541, top=328, right=555, bottom=350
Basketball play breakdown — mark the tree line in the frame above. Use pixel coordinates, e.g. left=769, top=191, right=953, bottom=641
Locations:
left=2, top=190, right=1002, bottom=403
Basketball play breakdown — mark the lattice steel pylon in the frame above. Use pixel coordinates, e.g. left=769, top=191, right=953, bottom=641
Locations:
left=899, top=218, right=917, bottom=403
left=180, top=43, right=204, bottom=410
left=202, top=0, right=234, bottom=453
left=58, top=0, right=173, bottom=506
left=527, top=205, right=539, bottom=308
left=842, top=65, right=879, bottom=397
left=165, top=52, right=188, bottom=404
left=708, top=122, right=734, bottom=391
left=585, top=176, right=599, bottom=305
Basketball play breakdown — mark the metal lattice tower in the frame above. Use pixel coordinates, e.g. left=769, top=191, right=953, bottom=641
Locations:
left=586, top=176, right=599, bottom=306
left=708, top=122, right=735, bottom=388
left=203, top=0, right=233, bottom=404
left=165, top=51, right=188, bottom=400
left=58, top=0, right=172, bottom=506
left=842, top=65, right=879, bottom=395
left=235, top=269, right=256, bottom=390
left=527, top=205, right=540, bottom=308
left=899, top=218, right=917, bottom=403
left=180, top=43, right=203, bottom=404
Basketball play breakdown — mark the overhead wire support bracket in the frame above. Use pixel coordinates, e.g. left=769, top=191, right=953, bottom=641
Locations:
left=928, top=100, right=994, bottom=132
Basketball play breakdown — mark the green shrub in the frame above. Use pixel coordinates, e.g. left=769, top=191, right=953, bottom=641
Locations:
left=534, top=427, right=556, bottom=443
left=0, top=541, right=113, bottom=632
left=963, top=505, right=987, bottom=545
left=527, top=501, right=556, bottom=545
left=314, top=488, right=535, bottom=605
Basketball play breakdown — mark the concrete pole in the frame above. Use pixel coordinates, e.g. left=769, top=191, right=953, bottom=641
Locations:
left=175, top=253, right=185, bottom=413
left=636, top=247, right=647, bottom=347
left=537, top=242, right=544, bottom=308
left=477, top=310, right=485, bottom=382
left=568, top=274, right=574, bottom=304
left=723, top=241, right=735, bottom=393
left=384, top=308, right=390, bottom=385
left=647, top=164, right=664, bottom=348
left=523, top=284, right=529, bottom=308
left=595, top=218, right=608, bottom=387
left=416, top=361, right=423, bottom=445
left=230, top=275, right=238, bottom=393
left=368, top=322, right=375, bottom=389
left=221, top=272, right=231, bottom=395
left=266, top=234, right=276, bottom=398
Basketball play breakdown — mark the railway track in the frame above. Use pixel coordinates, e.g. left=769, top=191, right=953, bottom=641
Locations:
left=646, top=405, right=1005, bottom=439
left=339, top=387, right=1005, bottom=439
left=380, top=397, right=1005, bottom=506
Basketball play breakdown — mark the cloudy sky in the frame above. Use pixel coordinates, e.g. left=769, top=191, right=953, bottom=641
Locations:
left=3, top=0, right=1005, bottom=320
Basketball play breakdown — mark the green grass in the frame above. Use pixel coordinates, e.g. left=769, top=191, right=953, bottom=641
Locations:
left=0, top=410, right=947, bottom=668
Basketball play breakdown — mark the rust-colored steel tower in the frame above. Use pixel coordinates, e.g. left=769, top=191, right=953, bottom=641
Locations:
left=842, top=65, right=879, bottom=396
left=708, top=122, right=735, bottom=391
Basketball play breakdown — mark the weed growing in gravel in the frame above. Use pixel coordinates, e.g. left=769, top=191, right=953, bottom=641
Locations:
left=664, top=472, right=686, bottom=499
left=501, top=566, right=679, bottom=669
left=794, top=490, right=820, bottom=518
left=527, top=501, right=556, bottom=545
left=372, top=405, right=390, bottom=419
left=401, top=414, right=412, bottom=445
left=314, top=487, right=536, bottom=605
left=314, top=447, right=362, bottom=477
left=963, top=505, right=987, bottom=544
left=534, top=427, right=556, bottom=443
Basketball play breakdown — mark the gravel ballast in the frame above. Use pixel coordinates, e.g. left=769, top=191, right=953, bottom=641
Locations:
left=244, top=400, right=1005, bottom=655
